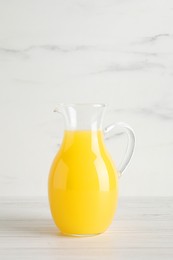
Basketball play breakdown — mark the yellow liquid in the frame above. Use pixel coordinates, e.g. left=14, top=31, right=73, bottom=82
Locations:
left=48, top=130, right=118, bottom=235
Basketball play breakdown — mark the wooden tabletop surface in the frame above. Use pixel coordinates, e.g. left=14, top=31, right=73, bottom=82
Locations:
left=0, top=197, right=173, bottom=259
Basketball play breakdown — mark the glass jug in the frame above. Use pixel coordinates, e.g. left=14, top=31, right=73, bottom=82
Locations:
left=48, top=103, right=135, bottom=236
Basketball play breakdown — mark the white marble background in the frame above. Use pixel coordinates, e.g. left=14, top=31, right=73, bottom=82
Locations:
left=0, top=0, right=173, bottom=196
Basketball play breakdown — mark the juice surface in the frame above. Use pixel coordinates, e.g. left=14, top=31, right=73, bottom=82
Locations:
left=48, top=130, right=118, bottom=235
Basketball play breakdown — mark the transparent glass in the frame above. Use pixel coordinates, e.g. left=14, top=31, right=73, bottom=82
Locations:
left=48, top=103, right=135, bottom=236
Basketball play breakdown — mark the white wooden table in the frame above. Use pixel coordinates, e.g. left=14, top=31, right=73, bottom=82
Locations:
left=0, top=197, right=173, bottom=260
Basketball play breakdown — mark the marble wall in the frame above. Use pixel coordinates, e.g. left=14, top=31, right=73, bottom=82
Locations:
left=0, top=0, right=173, bottom=196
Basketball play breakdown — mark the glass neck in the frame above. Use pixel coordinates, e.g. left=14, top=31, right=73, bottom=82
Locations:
left=54, top=103, right=106, bottom=131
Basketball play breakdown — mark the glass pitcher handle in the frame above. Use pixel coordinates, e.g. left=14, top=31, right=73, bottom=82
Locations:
left=104, top=122, right=135, bottom=177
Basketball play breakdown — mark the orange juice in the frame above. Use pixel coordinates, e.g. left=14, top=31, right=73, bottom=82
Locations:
left=48, top=130, right=118, bottom=235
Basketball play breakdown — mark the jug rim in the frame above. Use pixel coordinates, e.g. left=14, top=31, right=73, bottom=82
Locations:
left=57, top=103, right=107, bottom=108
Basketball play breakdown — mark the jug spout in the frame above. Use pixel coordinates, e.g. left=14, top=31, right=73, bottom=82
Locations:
left=54, top=103, right=107, bottom=131
left=54, top=105, right=64, bottom=114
